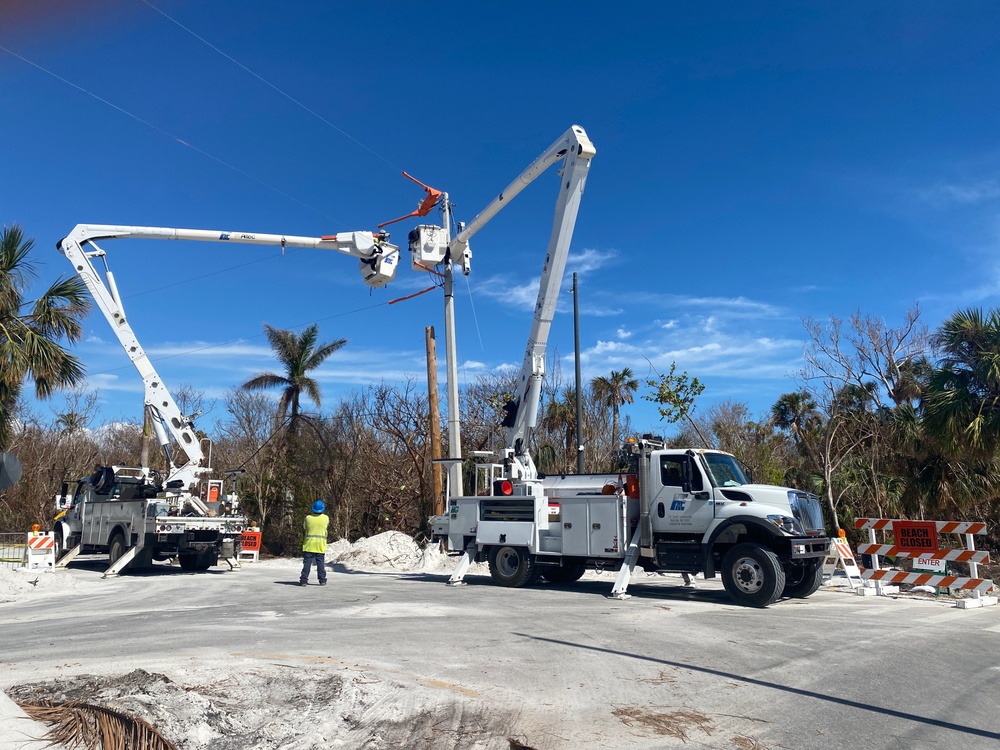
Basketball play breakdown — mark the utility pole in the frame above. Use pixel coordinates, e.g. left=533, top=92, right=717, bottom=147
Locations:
left=425, top=326, right=444, bottom=516
left=440, top=194, right=464, bottom=497
left=573, top=273, right=585, bottom=473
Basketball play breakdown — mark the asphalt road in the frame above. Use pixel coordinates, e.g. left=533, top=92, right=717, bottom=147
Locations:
left=2, top=558, right=998, bottom=749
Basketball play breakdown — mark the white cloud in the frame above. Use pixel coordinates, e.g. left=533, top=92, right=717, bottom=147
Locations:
left=917, top=180, right=1000, bottom=207
left=625, top=292, right=786, bottom=319
left=476, top=275, right=540, bottom=311
left=84, top=373, right=143, bottom=393
left=567, top=247, right=616, bottom=275
left=615, top=327, right=632, bottom=340
left=581, top=305, right=624, bottom=317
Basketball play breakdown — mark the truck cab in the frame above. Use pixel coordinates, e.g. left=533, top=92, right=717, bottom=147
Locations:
left=642, top=447, right=828, bottom=605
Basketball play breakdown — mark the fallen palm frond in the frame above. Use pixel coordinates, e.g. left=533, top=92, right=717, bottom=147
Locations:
left=15, top=699, right=178, bottom=750
left=613, top=706, right=714, bottom=742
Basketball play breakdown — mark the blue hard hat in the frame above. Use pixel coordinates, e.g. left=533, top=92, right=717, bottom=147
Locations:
left=311, top=499, right=326, bottom=514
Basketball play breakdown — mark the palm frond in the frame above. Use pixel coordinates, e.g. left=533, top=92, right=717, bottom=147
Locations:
left=16, top=699, right=178, bottom=750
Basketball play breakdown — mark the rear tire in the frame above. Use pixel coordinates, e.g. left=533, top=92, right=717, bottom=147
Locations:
left=783, top=559, right=823, bottom=598
left=108, top=533, right=127, bottom=565
left=488, top=546, right=537, bottom=587
left=542, top=563, right=586, bottom=584
left=179, top=553, right=214, bottom=572
left=721, top=543, right=785, bottom=607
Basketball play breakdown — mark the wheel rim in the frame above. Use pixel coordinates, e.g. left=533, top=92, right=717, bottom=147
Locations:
left=495, top=548, right=521, bottom=578
left=732, top=556, right=764, bottom=594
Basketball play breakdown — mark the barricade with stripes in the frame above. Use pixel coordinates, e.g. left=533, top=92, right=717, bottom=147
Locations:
left=25, top=530, right=56, bottom=570
left=854, top=518, right=996, bottom=608
left=822, top=535, right=863, bottom=589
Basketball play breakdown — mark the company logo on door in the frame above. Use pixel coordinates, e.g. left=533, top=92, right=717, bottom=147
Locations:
left=670, top=500, right=686, bottom=511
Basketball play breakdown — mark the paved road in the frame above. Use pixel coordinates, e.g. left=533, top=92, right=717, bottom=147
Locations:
left=2, top=559, right=998, bottom=749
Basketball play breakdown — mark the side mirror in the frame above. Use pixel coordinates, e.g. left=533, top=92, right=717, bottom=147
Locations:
left=681, top=460, right=692, bottom=494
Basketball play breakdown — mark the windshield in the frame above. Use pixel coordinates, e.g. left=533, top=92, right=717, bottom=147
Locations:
left=703, top=453, right=749, bottom=487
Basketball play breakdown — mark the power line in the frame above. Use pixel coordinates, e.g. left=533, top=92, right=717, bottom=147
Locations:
left=84, top=300, right=391, bottom=378
left=140, top=0, right=403, bottom=173
left=0, top=43, right=349, bottom=227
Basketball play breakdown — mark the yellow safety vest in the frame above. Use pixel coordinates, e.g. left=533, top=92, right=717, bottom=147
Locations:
left=302, top=513, right=329, bottom=553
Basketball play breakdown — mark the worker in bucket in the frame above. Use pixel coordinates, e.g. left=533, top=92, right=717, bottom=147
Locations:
left=299, top=499, right=329, bottom=586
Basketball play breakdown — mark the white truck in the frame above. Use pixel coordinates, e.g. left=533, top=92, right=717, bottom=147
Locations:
left=437, top=437, right=830, bottom=607
left=428, top=125, right=830, bottom=607
left=53, top=224, right=400, bottom=575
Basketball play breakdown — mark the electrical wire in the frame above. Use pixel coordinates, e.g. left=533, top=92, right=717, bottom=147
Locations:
left=84, top=299, right=389, bottom=378
left=0, top=43, right=348, bottom=227
left=140, top=0, right=403, bottom=173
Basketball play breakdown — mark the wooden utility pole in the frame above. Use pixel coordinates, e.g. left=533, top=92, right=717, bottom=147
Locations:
left=140, top=406, right=151, bottom=470
left=425, top=326, right=444, bottom=515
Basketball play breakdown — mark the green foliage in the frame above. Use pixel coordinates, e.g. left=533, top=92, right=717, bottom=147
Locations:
left=0, top=224, right=90, bottom=449
left=643, top=362, right=705, bottom=425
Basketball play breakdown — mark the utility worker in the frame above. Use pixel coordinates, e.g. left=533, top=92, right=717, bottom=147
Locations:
left=299, top=499, right=329, bottom=586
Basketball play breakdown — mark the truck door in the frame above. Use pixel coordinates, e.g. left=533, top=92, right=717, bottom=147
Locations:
left=652, top=455, right=715, bottom=533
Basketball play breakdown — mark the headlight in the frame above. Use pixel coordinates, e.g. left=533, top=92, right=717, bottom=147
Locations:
left=767, top=514, right=803, bottom=535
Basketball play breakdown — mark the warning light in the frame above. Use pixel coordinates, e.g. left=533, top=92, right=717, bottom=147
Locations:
left=493, top=480, right=514, bottom=496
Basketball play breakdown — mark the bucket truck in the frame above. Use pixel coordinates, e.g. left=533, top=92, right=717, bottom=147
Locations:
left=52, top=224, right=399, bottom=575
left=428, top=126, right=830, bottom=607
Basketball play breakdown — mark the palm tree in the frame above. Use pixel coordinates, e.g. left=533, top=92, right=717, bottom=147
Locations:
left=242, top=323, right=346, bottom=436
left=591, top=367, right=638, bottom=450
left=923, top=307, right=1000, bottom=457
left=539, top=387, right=577, bottom=472
left=771, top=390, right=821, bottom=459
left=0, top=224, right=89, bottom=449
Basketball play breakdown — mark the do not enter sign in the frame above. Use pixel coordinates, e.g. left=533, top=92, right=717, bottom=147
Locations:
left=893, top=520, right=939, bottom=552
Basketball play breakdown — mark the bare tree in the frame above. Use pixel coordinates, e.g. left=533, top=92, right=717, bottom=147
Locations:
left=800, top=305, right=929, bottom=531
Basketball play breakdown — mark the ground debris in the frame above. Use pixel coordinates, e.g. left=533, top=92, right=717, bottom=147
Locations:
left=613, top=705, right=714, bottom=741
left=16, top=698, right=178, bottom=750
left=9, top=666, right=519, bottom=750
left=732, top=735, right=771, bottom=750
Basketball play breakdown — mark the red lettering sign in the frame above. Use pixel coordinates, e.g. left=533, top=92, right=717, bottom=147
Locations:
left=241, top=531, right=262, bottom=552
left=892, top=521, right=939, bottom=552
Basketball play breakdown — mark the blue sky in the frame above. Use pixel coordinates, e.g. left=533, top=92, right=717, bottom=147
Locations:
left=3, top=1, right=1000, bottom=435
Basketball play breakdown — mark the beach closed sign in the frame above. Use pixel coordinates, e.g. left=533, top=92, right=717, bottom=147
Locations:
left=893, top=520, right=939, bottom=552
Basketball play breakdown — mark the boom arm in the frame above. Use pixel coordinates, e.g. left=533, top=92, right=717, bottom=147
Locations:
left=57, top=224, right=400, bottom=491
left=463, top=125, right=596, bottom=479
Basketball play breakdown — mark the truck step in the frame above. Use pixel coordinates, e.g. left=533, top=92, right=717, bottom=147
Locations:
left=654, top=541, right=702, bottom=573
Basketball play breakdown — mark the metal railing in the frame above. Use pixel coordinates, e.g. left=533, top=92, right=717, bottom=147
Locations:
left=0, top=532, right=26, bottom=569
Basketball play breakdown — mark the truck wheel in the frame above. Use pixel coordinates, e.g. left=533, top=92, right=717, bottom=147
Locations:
left=108, top=533, right=127, bottom=565
left=179, top=554, right=213, bottom=571
left=488, top=545, right=537, bottom=587
left=542, top=563, right=586, bottom=584
left=783, top=560, right=823, bottom=598
left=721, top=543, right=786, bottom=607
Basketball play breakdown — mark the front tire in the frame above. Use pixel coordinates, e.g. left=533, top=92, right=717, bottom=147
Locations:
left=488, top=546, right=537, bottom=587
left=783, top=559, right=823, bottom=598
left=721, top=543, right=785, bottom=607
